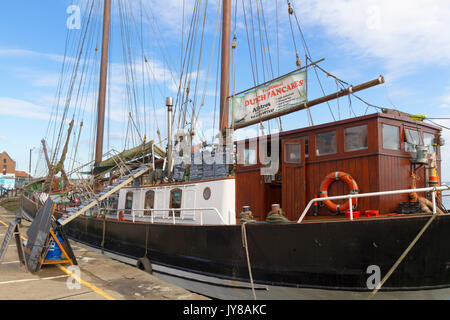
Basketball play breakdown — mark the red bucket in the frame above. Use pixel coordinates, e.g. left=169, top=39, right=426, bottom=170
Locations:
left=365, top=210, right=379, bottom=217
left=345, top=211, right=360, bottom=219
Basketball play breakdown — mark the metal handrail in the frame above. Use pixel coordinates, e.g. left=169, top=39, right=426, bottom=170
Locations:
left=98, top=207, right=227, bottom=225
left=297, top=185, right=450, bottom=223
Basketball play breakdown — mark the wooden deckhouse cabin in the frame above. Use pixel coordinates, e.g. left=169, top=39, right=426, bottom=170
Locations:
left=235, top=109, right=442, bottom=221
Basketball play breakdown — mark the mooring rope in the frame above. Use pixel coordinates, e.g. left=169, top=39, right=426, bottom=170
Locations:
left=241, top=222, right=256, bottom=300
left=368, top=212, right=437, bottom=299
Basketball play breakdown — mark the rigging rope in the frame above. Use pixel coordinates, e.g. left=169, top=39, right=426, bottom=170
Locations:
left=241, top=222, right=257, bottom=300
left=193, top=0, right=221, bottom=134
left=368, top=213, right=438, bottom=299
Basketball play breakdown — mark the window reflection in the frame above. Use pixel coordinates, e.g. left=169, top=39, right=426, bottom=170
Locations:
left=404, top=128, right=422, bottom=152
left=144, top=190, right=155, bottom=216
left=244, top=146, right=257, bottom=166
left=345, top=125, right=368, bottom=152
left=170, top=188, right=182, bottom=217
left=423, top=132, right=436, bottom=154
left=382, top=124, right=400, bottom=150
left=285, top=143, right=301, bottom=164
left=316, top=131, right=337, bottom=156
left=125, top=191, right=133, bottom=215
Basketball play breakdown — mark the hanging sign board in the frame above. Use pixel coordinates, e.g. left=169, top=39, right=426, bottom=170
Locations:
left=232, top=70, right=307, bottom=128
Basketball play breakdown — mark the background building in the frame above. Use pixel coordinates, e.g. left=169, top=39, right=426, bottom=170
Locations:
left=14, top=170, right=32, bottom=189
left=0, top=151, right=16, bottom=190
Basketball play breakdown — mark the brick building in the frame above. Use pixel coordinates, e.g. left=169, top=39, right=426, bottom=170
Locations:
left=0, top=151, right=16, bottom=175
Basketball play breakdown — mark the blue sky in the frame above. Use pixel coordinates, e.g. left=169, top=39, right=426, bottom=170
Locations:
left=0, top=0, right=449, bottom=179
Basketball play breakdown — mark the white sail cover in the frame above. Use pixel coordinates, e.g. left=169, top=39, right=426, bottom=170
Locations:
left=232, top=70, right=307, bottom=127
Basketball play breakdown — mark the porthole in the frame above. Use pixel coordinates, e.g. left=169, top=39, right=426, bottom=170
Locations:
left=203, top=187, right=211, bottom=200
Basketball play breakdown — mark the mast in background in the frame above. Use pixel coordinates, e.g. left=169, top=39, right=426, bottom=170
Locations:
left=94, top=0, right=111, bottom=167
left=219, top=0, right=231, bottom=133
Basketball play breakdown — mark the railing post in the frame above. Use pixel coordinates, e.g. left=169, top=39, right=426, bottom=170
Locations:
left=432, top=190, right=437, bottom=215
left=349, top=197, right=353, bottom=220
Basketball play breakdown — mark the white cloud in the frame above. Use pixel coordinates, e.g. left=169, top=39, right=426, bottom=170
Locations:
left=0, top=48, right=70, bottom=63
left=13, top=67, right=61, bottom=88
left=0, top=97, right=50, bottom=120
left=296, top=0, right=450, bottom=79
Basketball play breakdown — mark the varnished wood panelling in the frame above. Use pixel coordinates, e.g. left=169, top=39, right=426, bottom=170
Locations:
left=304, top=155, right=380, bottom=218
left=235, top=168, right=266, bottom=220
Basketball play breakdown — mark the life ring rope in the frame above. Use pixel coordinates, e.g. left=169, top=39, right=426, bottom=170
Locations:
left=319, top=171, right=360, bottom=214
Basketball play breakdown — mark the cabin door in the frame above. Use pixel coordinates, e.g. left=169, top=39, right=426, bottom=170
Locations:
left=281, top=139, right=306, bottom=221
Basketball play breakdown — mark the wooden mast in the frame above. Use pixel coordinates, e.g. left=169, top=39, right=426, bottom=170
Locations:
left=94, top=0, right=111, bottom=167
left=219, top=0, right=231, bottom=133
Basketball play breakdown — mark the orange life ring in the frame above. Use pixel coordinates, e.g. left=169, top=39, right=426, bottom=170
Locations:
left=319, top=171, right=359, bottom=213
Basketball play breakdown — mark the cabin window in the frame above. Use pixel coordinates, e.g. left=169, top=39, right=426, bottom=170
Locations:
left=244, top=145, right=257, bottom=166
left=382, top=124, right=400, bottom=150
left=404, top=128, right=423, bottom=152
left=170, top=188, right=182, bottom=217
left=345, top=125, right=368, bottom=152
left=423, top=132, right=436, bottom=154
left=284, top=143, right=302, bottom=164
left=144, top=190, right=155, bottom=216
left=107, top=197, right=118, bottom=211
left=316, top=131, right=337, bottom=156
left=125, top=191, right=133, bottom=214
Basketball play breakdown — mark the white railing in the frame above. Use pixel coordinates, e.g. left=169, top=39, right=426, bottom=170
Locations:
left=99, top=207, right=227, bottom=225
left=297, top=185, right=450, bottom=223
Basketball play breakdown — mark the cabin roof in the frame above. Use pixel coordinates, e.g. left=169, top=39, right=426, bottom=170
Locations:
left=236, top=109, right=441, bottom=143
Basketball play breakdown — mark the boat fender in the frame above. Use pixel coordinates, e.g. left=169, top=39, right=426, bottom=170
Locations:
left=136, top=257, right=152, bottom=274
left=319, top=171, right=359, bottom=214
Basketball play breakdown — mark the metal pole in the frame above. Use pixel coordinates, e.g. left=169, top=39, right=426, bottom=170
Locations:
left=432, top=190, right=437, bottom=214
left=297, top=185, right=450, bottom=223
left=349, top=197, right=353, bottom=220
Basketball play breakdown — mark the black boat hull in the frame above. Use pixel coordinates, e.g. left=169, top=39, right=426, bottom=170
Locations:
left=60, top=213, right=450, bottom=299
